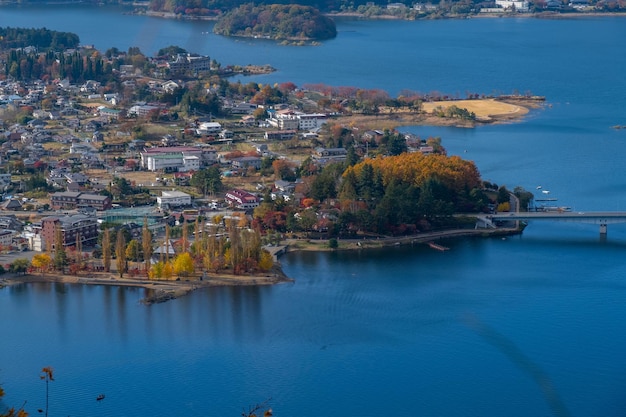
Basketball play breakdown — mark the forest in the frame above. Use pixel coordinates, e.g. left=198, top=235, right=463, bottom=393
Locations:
left=252, top=151, right=494, bottom=238
left=0, top=27, right=79, bottom=51
left=213, top=4, right=337, bottom=41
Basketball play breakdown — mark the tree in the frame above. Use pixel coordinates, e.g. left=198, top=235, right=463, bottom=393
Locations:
left=148, top=261, right=164, bottom=280
left=102, top=228, right=111, bottom=272
left=0, top=381, right=28, bottom=417
left=173, top=252, right=194, bottom=278
left=115, top=231, right=127, bottom=278
left=272, top=159, right=296, bottom=181
left=190, top=167, right=222, bottom=197
left=142, top=220, right=153, bottom=273
left=125, top=239, right=140, bottom=269
left=258, top=249, right=274, bottom=271
left=497, top=185, right=510, bottom=204
left=9, top=259, right=29, bottom=275
left=53, top=225, right=67, bottom=270
left=40, top=367, right=54, bottom=417
left=31, top=253, right=52, bottom=275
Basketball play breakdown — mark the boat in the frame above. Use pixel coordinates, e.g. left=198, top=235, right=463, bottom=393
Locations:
left=96, top=394, right=105, bottom=401
left=427, top=242, right=449, bottom=251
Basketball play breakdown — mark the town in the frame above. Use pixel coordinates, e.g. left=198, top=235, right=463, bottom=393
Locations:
left=0, top=28, right=531, bottom=281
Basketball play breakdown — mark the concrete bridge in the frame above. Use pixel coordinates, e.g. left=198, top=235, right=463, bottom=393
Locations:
left=477, top=211, right=626, bottom=235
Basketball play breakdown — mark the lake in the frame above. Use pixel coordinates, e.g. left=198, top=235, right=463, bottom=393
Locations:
left=1, top=7, right=626, bottom=417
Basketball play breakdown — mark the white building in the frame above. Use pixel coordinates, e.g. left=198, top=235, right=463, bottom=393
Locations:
left=267, top=112, right=327, bottom=131
left=157, top=190, right=192, bottom=209
left=182, top=155, right=200, bottom=172
left=225, top=189, right=260, bottom=210
left=141, top=146, right=211, bottom=171
left=196, top=122, right=222, bottom=135
left=144, top=153, right=184, bottom=172
left=495, top=0, right=530, bottom=11
left=298, top=113, right=327, bottom=131
left=128, top=104, right=161, bottom=117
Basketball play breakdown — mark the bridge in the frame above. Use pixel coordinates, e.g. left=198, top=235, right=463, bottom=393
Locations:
left=477, top=211, right=626, bottom=234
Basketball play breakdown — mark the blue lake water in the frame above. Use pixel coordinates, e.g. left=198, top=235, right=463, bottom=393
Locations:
left=1, top=7, right=626, bottom=417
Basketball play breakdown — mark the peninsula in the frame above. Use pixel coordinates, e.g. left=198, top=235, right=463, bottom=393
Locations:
left=0, top=27, right=539, bottom=303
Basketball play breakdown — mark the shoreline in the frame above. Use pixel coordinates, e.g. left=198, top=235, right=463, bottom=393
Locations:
left=336, top=96, right=544, bottom=130
left=0, top=227, right=520, bottom=303
left=1, top=263, right=294, bottom=304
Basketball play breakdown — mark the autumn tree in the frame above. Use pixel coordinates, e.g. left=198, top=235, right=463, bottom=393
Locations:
left=148, top=260, right=164, bottom=280
left=40, top=367, right=54, bottom=417
left=102, top=228, right=111, bottom=272
left=258, top=249, right=274, bottom=271
left=173, top=252, right=194, bottom=278
left=272, top=159, right=296, bottom=181
left=115, top=231, right=127, bottom=278
left=142, top=220, right=153, bottom=273
left=31, top=253, right=52, bottom=275
left=53, top=225, right=67, bottom=270
left=125, top=239, right=140, bottom=270
left=0, top=381, right=28, bottom=417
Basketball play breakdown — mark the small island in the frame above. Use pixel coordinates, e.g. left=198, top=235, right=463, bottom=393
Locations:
left=213, top=4, right=337, bottom=43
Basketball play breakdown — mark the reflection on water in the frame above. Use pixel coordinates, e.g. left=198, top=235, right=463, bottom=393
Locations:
left=464, top=313, right=571, bottom=417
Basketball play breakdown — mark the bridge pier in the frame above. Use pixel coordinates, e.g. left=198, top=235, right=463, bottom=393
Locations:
left=600, top=224, right=607, bottom=235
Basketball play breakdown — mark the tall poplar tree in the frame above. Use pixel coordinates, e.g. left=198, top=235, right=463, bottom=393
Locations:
left=102, top=228, right=111, bottom=272
left=142, top=219, right=153, bottom=274
left=115, top=230, right=127, bottom=278
left=53, top=224, right=67, bottom=270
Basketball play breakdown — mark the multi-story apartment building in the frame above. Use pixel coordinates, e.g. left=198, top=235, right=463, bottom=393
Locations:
left=51, top=191, right=112, bottom=211
left=39, top=214, right=99, bottom=249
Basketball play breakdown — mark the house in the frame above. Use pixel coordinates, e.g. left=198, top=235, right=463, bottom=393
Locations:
left=153, top=239, right=177, bottom=259
left=157, top=190, right=192, bottom=209
left=0, top=229, right=15, bottom=247
left=196, top=121, right=222, bottom=136
left=98, top=107, right=122, bottom=121
left=228, top=102, right=257, bottom=114
left=264, top=130, right=297, bottom=141
left=0, top=215, right=23, bottom=231
left=274, top=180, right=296, bottom=194
left=231, top=156, right=262, bottom=170
left=128, top=104, right=161, bottom=118
left=162, top=80, right=180, bottom=94
left=313, top=147, right=347, bottom=164
left=1, top=199, right=22, bottom=211
left=225, top=189, right=260, bottom=210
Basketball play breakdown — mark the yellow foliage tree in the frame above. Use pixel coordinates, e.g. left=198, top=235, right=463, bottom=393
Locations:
left=31, top=253, right=52, bottom=275
left=173, top=252, right=194, bottom=278
left=258, top=249, right=274, bottom=272
left=163, top=261, right=174, bottom=280
left=344, top=152, right=481, bottom=193
left=149, top=261, right=164, bottom=280
left=497, top=202, right=511, bottom=212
